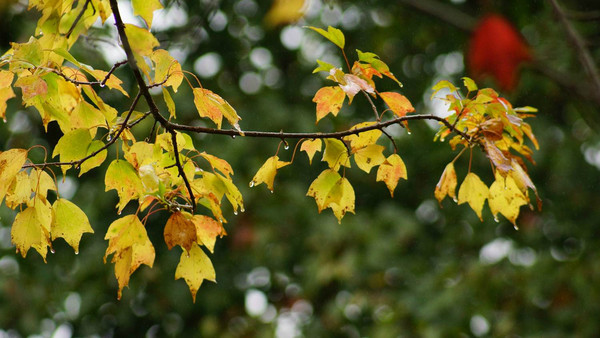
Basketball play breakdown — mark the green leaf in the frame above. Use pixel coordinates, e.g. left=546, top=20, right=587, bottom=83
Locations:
left=306, top=26, right=345, bottom=49
left=313, top=59, right=336, bottom=74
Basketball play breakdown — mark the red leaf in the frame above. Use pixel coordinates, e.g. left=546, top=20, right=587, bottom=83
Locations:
left=467, top=14, right=531, bottom=91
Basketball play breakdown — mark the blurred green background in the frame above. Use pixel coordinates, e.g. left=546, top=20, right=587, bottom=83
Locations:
left=1, top=0, right=600, bottom=336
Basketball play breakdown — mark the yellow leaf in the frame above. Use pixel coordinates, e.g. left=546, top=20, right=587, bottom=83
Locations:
left=200, top=152, right=234, bottom=178
left=191, top=215, right=225, bottom=253
left=5, top=171, right=32, bottom=209
left=353, top=144, right=385, bottom=173
left=11, top=205, right=51, bottom=261
left=489, top=172, right=528, bottom=227
left=132, top=0, right=163, bottom=28
left=51, top=198, right=94, bottom=253
left=151, top=49, right=183, bottom=92
left=70, top=101, right=106, bottom=137
left=0, top=87, right=16, bottom=120
left=29, top=169, right=56, bottom=198
left=164, top=212, right=197, bottom=252
left=323, top=177, right=355, bottom=223
left=79, top=140, right=107, bottom=176
left=104, top=215, right=155, bottom=299
left=52, top=129, right=92, bottom=176
left=434, top=162, right=457, bottom=204
left=313, top=86, right=345, bottom=123
left=0, top=69, right=14, bottom=88
left=163, top=87, right=176, bottom=118
left=86, top=69, right=128, bottom=96
left=265, top=0, right=306, bottom=26
left=322, top=139, right=351, bottom=171
left=175, top=244, right=216, bottom=303
left=376, top=154, right=407, bottom=197
left=217, top=174, right=244, bottom=214
left=124, top=23, right=159, bottom=57
left=458, top=173, right=489, bottom=221
left=300, top=139, right=322, bottom=165
left=306, top=169, right=341, bottom=212
left=104, top=159, right=144, bottom=213
left=380, top=92, right=414, bottom=118
left=250, top=155, right=290, bottom=192
left=343, top=122, right=382, bottom=151
left=193, top=88, right=241, bottom=130
left=0, top=148, right=28, bottom=204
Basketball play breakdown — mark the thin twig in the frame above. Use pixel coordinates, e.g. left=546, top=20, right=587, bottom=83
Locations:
left=66, top=0, right=94, bottom=38
left=362, top=90, right=380, bottom=121
left=169, top=130, right=196, bottom=213
left=550, top=0, right=600, bottom=103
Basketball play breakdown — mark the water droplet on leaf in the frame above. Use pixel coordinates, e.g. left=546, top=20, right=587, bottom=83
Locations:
left=284, top=144, right=289, bottom=150
left=249, top=181, right=255, bottom=187
left=513, top=223, right=519, bottom=230
left=231, top=135, right=236, bottom=139
left=494, top=215, right=499, bottom=223
left=50, top=248, right=55, bottom=254
left=240, top=207, right=245, bottom=213
left=99, top=82, right=106, bottom=88
left=75, top=250, right=79, bottom=255
left=233, top=210, right=238, bottom=216
left=452, top=197, right=458, bottom=203
left=407, top=131, right=412, bottom=135
left=107, top=135, right=113, bottom=142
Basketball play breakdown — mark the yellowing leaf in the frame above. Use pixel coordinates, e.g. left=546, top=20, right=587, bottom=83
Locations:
left=193, top=88, right=241, bottom=131
left=200, top=152, right=234, bottom=178
left=300, top=139, right=322, bottom=165
left=5, top=171, right=32, bottom=209
left=104, top=215, right=155, bottom=299
left=323, top=177, right=355, bottom=223
left=458, top=173, right=489, bottom=221
left=104, top=159, right=144, bottom=212
left=132, top=0, right=163, bottom=28
left=430, top=80, right=458, bottom=100
left=353, top=144, right=385, bottom=173
left=0, top=87, right=16, bottom=120
left=10, top=37, right=43, bottom=70
left=163, top=87, right=176, bottom=118
left=322, top=139, right=351, bottom=171
left=307, top=26, right=345, bottom=49
left=191, top=215, right=225, bottom=253
left=489, top=172, right=528, bottom=227
left=151, top=49, right=183, bottom=92
left=343, top=122, right=382, bottom=151
left=29, top=169, right=56, bottom=198
left=265, top=0, right=306, bottom=26
left=164, top=212, right=197, bottom=252
left=86, top=69, right=128, bottom=96
left=124, top=23, right=159, bottom=57
left=462, top=77, right=478, bottom=92
left=79, top=140, right=107, bottom=176
left=11, top=206, right=51, bottom=261
left=306, top=169, right=341, bottom=212
left=313, top=86, right=345, bottom=123
left=175, top=244, right=216, bottom=302
left=250, top=156, right=290, bottom=192
left=0, top=148, right=28, bottom=204
left=356, top=50, right=402, bottom=86
left=376, top=154, right=407, bottom=197
left=434, top=162, right=457, bottom=204
left=380, top=92, right=414, bottom=118
left=70, top=101, right=106, bottom=137
left=52, top=129, right=92, bottom=175
left=51, top=198, right=94, bottom=253
left=14, top=75, right=48, bottom=101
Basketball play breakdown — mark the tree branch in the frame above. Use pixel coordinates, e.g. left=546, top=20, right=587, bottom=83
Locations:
left=549, top=0, right=600, bottom=103
left=66, top=0, right=94, bottom=38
